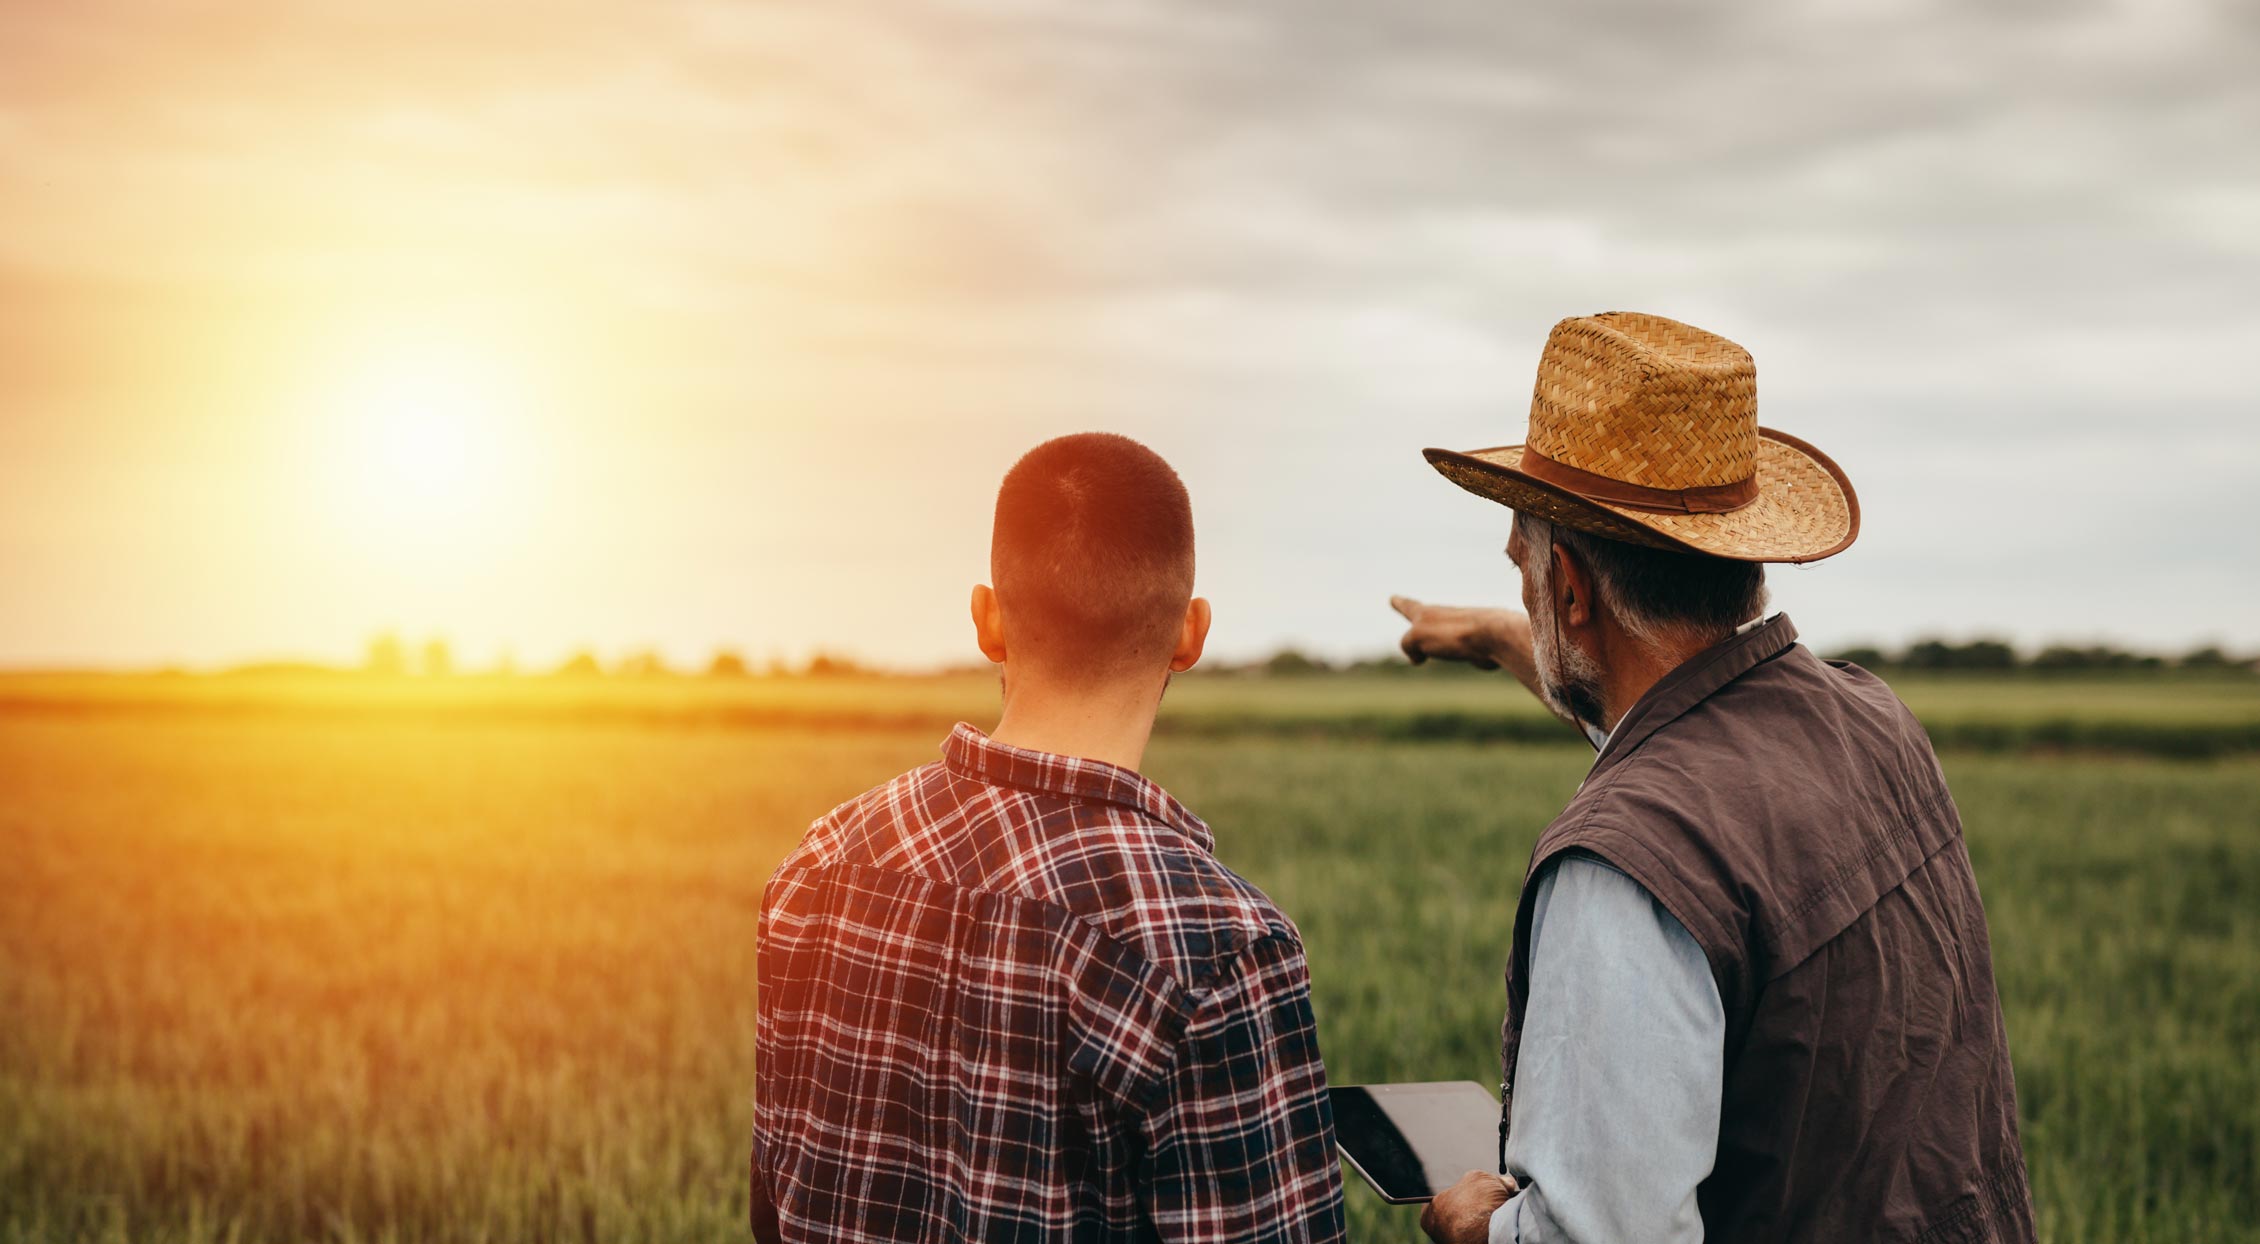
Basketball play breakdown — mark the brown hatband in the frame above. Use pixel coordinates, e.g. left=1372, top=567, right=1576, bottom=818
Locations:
left=1519, top=447, right=1759, bottom=515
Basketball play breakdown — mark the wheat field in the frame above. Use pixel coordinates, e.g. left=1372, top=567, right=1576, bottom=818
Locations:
left=2, top=680, right=2256, bottom=1241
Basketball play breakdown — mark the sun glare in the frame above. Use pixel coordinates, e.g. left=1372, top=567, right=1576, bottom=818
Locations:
left=326, top=340, right=531, bottom=552
left=359, top=366, right=487, bottom=499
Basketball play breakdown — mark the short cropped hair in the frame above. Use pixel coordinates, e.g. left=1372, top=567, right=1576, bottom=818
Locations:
left=991, top=434, right=1195, bottom=678
left=1515, top=511, right=1768, bottom=651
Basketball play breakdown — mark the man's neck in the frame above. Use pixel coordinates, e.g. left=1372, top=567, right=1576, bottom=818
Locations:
left=988, top=673, right=1165, bottom=772
left=1596, top=627, right=1728, bottom=735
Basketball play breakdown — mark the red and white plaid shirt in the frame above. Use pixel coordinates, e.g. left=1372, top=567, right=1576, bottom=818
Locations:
left=753, top=724, right=1344, bottom=1242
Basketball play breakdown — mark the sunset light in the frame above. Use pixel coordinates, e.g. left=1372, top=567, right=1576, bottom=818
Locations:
left=327, top=341, right=530, bottom=546
left=1, top=4, right=2256, bottom=1243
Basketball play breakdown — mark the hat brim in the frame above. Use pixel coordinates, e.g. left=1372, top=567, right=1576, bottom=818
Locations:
left=1422, top=427, right=1860, bottom=564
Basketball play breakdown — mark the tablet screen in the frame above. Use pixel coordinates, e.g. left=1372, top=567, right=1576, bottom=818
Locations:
left=1329, top=1081, right=1502, bottom=1204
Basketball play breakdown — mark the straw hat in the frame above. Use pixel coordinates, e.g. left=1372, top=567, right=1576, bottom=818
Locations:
left=1423, top=312, right=1859, bottom=563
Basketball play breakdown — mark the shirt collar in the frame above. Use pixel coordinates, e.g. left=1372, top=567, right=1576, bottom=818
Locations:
left=941, top=722, right=1216, bottom=853
left=1590, top=612, right=1800, bottom=773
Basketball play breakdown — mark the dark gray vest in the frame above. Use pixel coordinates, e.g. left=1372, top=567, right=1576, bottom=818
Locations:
left=1505, top=616, right=2035, bottom=1243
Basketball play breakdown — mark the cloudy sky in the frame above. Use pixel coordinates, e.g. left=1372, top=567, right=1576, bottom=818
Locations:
left=3, top=0, right=2255, bottom=670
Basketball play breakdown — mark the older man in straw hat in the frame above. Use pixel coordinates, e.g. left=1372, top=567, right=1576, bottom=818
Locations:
left=1395, top=313, right=2035, bottom=1244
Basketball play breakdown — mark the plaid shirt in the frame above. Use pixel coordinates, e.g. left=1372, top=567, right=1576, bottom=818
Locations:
left=753, top=724, right=1344, bottom=1243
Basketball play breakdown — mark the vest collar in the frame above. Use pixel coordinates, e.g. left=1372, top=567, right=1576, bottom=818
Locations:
left=1590, top=612, right=1800, bottom=776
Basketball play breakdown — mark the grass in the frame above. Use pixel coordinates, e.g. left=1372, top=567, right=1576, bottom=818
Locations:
left=1, top=682, right=2255, bottom=1241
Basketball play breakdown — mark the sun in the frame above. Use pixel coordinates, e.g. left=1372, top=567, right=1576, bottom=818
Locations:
left=327, top=340, right=530, bottom=548
left=355, top=362, right=491, bottom=502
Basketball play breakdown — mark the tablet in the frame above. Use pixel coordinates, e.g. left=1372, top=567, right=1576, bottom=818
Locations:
left=1329, top=1081, right=1502, bottom=1204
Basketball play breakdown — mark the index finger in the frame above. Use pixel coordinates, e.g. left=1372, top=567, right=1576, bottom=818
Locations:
left=1389, top=594, right=1424, bottom=622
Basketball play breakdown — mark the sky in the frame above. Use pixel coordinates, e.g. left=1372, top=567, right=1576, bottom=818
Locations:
left=3, top=0, right=2256, bottom=671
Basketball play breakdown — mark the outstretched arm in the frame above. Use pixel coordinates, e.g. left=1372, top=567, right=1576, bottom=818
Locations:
left=1389, top=597, right=1572, bottom=727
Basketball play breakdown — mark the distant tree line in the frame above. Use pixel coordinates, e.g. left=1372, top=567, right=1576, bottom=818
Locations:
left=1213, top=640, right=2257, bottom=678
left=546, top=647, right=872, bottom=679
left=1207, top=648, right=1492, bottom=678
left=353, top=633, right=876, bottom=680
left=340, top=633, right=2253, bottom=682
left=1823, top=639, right=2255, bottom=675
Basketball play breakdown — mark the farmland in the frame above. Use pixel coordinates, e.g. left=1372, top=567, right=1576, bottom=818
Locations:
left=2, top=671, right=2256, bottom=1241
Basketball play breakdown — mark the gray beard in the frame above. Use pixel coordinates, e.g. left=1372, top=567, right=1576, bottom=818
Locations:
left=1530, top=594, right=1609, bottom=745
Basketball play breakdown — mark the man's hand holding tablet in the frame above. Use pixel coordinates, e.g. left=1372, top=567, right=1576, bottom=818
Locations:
left=1329, top=1081, right=1513, bottom=1213
left=1419, top=1171, right=1518, bottom=1243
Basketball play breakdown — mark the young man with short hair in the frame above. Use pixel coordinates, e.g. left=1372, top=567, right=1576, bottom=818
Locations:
left=752, top=433, right=1345, bottom=1242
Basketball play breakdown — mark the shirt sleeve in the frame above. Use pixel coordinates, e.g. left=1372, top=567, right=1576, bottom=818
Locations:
left=1137, top=929, right=1347, bottom=1244
left=1488, top=854, right=1724, bottom=1244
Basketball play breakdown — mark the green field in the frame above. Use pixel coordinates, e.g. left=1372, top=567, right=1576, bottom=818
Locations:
left=2, top=675, right=2256, bottom=1241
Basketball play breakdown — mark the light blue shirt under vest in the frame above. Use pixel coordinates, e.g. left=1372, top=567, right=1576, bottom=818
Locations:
left=1487, top=853, right=1723, bottom=1243
left=1483, top=621, right=1777, bottom=1242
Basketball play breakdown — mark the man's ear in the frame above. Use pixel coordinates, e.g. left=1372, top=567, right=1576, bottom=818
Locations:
left=1168, top=597, right=1212, bottom=673
left=1552, top=543, right=1595, bottom=630
left=970, top=584, right=1008, bottom=664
